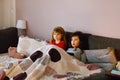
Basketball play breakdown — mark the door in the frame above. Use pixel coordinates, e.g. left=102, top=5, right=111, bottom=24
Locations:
left=0, top=0, right=15, bottom=29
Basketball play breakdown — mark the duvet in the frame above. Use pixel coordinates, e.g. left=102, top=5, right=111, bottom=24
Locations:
left=0, top=44, right=104, bottom=80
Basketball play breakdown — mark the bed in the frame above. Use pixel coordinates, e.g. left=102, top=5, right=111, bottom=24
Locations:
left=0, top=44, right=105, bottom=80
left=0, top=27, right=109, bottom=80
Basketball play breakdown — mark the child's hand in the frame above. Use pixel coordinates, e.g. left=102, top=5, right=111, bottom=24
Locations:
left=86, top=64, right=100, bottom=70
left=45, top=39, right=50, bottom=43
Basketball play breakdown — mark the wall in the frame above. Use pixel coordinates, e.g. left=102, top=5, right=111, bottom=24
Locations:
left=16, top=0, right=120, bottom=39
left=0, top=0, right=16, bottom=29
left=0, top=0, right=3, bottom=28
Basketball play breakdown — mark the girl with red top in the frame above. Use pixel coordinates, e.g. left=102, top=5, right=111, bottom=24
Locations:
left=50, top=26, right=66, bottom=50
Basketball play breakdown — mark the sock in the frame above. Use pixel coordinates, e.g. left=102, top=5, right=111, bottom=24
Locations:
left=48, top=48, right=61, bottom=62
left=3, top=76, right=10, bottom=80
left=20, top=50, right=43, bottom=70
left=30, top=51, right=43, bottom=62
left=13, top=72, right=27, bottom=80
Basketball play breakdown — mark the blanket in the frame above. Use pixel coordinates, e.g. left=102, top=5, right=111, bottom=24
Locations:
left=0, top=45, right=103, bottom=80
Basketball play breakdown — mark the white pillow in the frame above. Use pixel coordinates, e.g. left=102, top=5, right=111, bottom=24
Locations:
left=17, top=36, right=47, bottom=57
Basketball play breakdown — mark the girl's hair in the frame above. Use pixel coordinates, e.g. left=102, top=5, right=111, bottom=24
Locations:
left=50, top=26, right=66, bottom=43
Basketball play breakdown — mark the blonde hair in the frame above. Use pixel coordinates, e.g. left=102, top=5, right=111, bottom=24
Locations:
left=50, top=26, right=66, bottom=43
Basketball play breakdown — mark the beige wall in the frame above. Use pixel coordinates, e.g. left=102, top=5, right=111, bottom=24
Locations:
left=16, top=0, right=120, bottom=39
left=0, top=0, right=15, bottom=29
left=0, top=0, right=3, bottom=28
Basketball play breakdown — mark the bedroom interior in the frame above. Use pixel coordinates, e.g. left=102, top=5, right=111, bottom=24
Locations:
left=0, top=27, right=120, bottom=80
left=0, top=0, right=120, bottom=80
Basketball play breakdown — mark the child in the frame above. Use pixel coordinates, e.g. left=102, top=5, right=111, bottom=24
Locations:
left=50, top=26, right=66, bottom=50
left=67, top=31, right=86, bottom=62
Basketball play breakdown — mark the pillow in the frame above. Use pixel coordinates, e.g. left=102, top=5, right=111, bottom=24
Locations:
left=17, top=36, right=47, bottom=57
left=84, top=47, right=117, bottom=63
left=84, top=47, right=117, bottom=71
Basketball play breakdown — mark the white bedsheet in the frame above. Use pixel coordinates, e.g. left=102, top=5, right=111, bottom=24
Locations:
left=0, top=45, right=103, bottom=80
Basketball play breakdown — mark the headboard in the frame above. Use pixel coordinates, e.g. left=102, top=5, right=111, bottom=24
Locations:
left=0, top=27, right=18, bottom=53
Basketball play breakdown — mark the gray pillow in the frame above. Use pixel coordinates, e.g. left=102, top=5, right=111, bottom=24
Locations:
left=84, top=47, right=117, bottom=71
left=84, top=47, right=117, bottom=63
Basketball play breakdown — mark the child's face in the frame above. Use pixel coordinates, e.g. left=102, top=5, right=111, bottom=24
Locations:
left=53, top=32, right=62, bottom=41
left=71, top=36, right=80, bottom=48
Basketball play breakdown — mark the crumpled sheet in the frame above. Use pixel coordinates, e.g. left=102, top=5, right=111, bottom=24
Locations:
left=0, top=45, right=103, bottom=80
